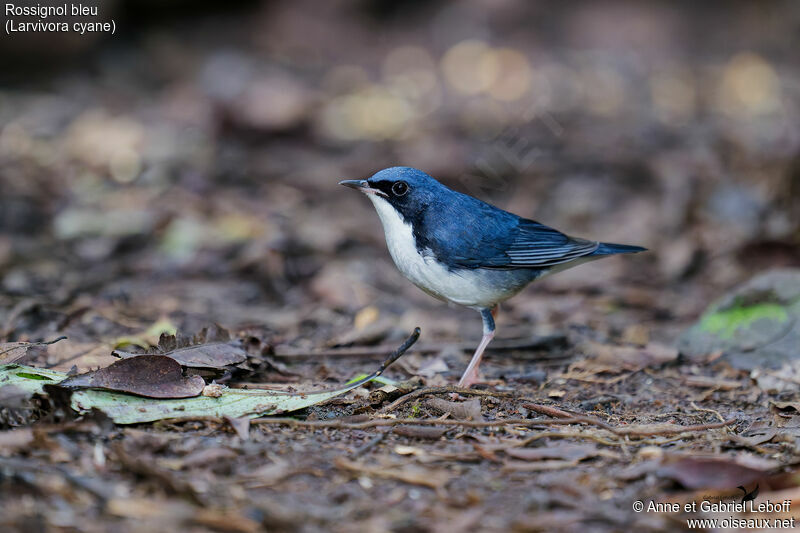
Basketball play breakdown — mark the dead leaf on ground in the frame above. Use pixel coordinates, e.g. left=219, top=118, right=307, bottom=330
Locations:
left=731, top=429, right=779, bottom=446
left=0, top=337, right=65, bottom=365
left=588, top=341, right=678, bottom=370
left=427, top=398, right=483, bottom=420
left=656, top=455, right=776, bottom=490
left=505, top=443, right=604, bottom=462
left=1, top=327, right=421, bottom=423
left=114, top=342, right=247, bottom=370
left=58, top=355, right=206, bottom=399
left=769, top=400, right=800, bottom=414
left=502, top=459, right=583, bottom=472
left=394, top=425, right=447, bottom=439
left=683, top=375, right=743, bottom=390
left=224, top=416, right=251, bottom=440
left=752, top=361, right=800, bottom=393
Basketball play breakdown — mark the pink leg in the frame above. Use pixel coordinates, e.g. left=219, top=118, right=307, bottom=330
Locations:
left=457, top=307, right=497, bottom=388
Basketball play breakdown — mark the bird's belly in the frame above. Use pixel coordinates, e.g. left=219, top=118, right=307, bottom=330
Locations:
left=389, top=242, right=535, bottom=307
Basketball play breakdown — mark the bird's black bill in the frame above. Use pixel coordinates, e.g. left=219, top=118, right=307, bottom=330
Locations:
left=339, top=179, right=387, bottom=197
left=339, top=179, right=368, bottom=190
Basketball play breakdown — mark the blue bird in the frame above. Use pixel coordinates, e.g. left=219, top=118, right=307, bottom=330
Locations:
left=340, top=167, right=646, bottom=387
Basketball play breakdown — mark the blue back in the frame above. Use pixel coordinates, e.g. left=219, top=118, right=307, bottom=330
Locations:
left=366, top=167, right=602, bottom=270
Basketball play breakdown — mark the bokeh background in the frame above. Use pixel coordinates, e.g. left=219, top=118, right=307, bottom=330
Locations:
left=3, top=2, right=800, bottom=532
left=1, top=0, right=799, bottom=359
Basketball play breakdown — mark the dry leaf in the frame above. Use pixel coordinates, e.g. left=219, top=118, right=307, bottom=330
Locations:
left=657, top=455, right=774, bottom=489
left=505, top=443, right=601, bottom=462
left=589, top=341, right=678, bottom=370
left=114, top=342, right=247, bottom=369
left=58, top=355, right=205, bottom=399
left=427, top=398, right=482, bottom=420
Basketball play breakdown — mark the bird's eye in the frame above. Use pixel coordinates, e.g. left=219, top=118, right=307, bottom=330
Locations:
left=392, top=181, right=409, bottom=196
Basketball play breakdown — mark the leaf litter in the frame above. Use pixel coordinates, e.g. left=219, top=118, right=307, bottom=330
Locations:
left=0, top=327, right=420, bottom=424
left=3, top=4, right=800, bottom=531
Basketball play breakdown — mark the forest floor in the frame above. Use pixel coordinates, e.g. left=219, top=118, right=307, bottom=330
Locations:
left=2, top=2, right=800, bottom=532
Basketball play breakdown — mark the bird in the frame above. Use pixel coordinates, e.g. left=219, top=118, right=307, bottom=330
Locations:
left=340, top=167, right=646, bottom=387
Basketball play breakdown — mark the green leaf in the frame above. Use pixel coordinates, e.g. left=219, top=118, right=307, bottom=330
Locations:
left=0, top=363, right=383, bottom=424
left=0, top=326, right=420, bottom=425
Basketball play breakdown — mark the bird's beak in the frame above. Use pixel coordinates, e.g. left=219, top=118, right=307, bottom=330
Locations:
left=339, top=179, right=386, bottom=197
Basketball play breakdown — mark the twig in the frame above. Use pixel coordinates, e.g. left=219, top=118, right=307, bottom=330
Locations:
left=522, top=402, right=737, bottom=436
left=522, top=403, right=578, bottom=419
left=521, top=402, right=617, bottom=432
left=614, top=419, right=736, bottom=436
left=380, top=386, right=516, bottom=413
left=690, top=401, right=726, bottom=423
left=516, top=430, right=623, bottom=447
left=350, top=430, right=390, bottom=458
left=266, top=327, right=422, bottom=395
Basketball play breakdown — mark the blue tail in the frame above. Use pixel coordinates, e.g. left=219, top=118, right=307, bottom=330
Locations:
left=592, top=242, right=647, bottom=256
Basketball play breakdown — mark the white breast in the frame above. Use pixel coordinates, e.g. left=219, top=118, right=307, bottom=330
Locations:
left=367, top=195, right=522, bottom=308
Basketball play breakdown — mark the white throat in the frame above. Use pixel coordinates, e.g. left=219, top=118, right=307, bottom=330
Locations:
left=366, top=194, right=421, bottom=273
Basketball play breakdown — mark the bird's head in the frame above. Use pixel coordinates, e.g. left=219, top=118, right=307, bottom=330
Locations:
left=340, top=167, right=443, bottom=221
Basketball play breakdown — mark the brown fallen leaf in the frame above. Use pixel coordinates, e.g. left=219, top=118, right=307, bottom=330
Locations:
left=0, top=336, right=65, bottom=364
left=114, top=342, right=247, bottom=369
left=58, top=355, right=205, bottom=399
left=752, top=361, right=800, bottom=393
left=393, top=425, right=447, bottom=440
left=505, top=443, right=602, bottom=462
left=502, top=459, right=581, bottom=472
left=225, top=416, right=251, bottom=440
left=588, top=341, right=678, bottom=370
left=770, top=400, right=800, bottom=414
left=656, top=455, right=774, bottom=490
left=426, top=397, right=483, bottom=420
left=683, top=375, right=743, bottom=390
left=732, top=428, right=779, bottom=446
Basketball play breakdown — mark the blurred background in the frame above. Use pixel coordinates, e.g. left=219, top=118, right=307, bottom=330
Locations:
left=1, top=0, right=799, bottom=367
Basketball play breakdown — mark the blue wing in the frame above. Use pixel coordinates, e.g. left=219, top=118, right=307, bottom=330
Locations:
left=447, top=218, right=600, bottom=269
left=414, top=192, right=600, bottom=270
left=492, top=220, right=599, bottom=268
